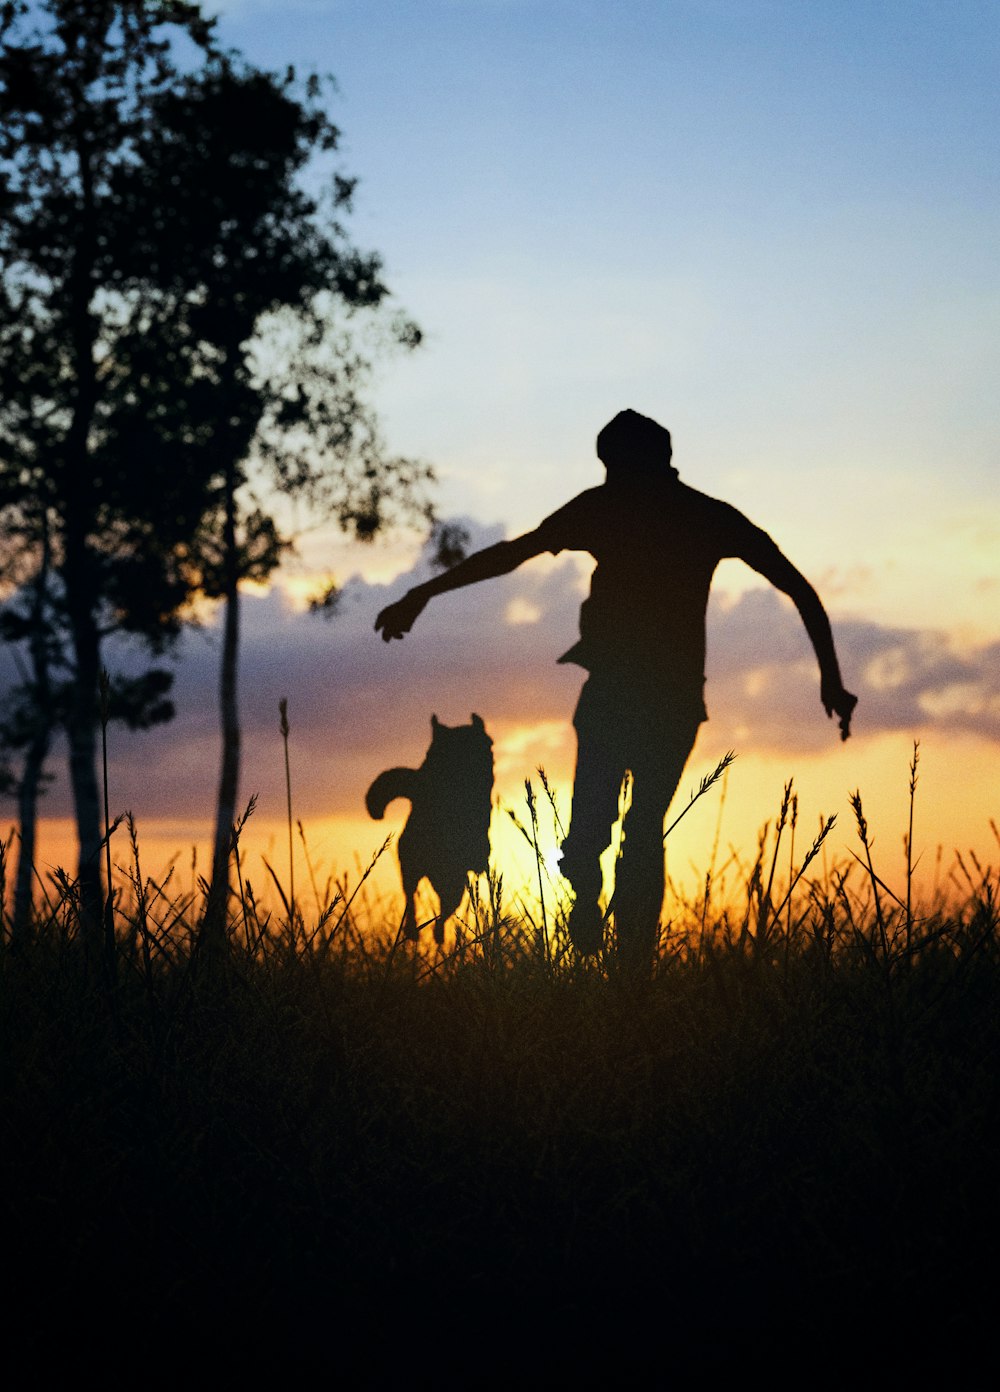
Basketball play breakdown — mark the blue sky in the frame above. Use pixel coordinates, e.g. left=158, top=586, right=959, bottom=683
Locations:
left=205, top=1, right=998, bottom=635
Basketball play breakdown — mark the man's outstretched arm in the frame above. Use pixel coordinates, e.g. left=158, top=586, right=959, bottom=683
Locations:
left=374, top=529, right=550, bottom=641
left=739, top=525, right=858, bottom=741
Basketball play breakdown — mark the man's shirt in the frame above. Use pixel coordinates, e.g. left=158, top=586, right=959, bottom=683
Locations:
left=533, top=476, right=788, bottom=714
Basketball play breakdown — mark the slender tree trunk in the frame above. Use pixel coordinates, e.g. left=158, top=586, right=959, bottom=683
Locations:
left=66, top=606, right=104, bottom=930
left=13, top=726, right=51, bottom=942
left=62, top=105, right=104, bottom=937
left=12, top=519, right=55, bottom=942
left=203, top=464, right=241, bottom=950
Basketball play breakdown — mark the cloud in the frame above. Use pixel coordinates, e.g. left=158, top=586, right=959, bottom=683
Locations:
left=6, top=519, right=999, bottom=824
left=705, top=591, right=1000, bottom=754
left=46, top=519, right=587, bottom=820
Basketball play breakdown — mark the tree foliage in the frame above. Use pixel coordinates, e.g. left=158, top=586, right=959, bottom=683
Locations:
left=0, top=0, right=432, bottom=926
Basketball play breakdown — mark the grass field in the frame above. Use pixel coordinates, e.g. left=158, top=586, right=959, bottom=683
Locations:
left=2, top=769, right=998, bottom=1379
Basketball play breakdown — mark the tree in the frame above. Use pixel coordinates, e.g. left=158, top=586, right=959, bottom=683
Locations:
left=108, top=53, right=433, bottom=942
left=0, top=0, right=223, bottom=929
left=0, top=1, right=432, bottom=935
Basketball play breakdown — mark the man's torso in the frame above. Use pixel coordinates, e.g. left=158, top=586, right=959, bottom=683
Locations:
left=535, top=478, right=779, bottom=711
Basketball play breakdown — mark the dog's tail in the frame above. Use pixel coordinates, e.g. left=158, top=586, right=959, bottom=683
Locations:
left=365, top=766, right=421, bottom=820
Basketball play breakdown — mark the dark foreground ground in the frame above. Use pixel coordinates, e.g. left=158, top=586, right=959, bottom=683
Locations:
left=4, top=887, right=999, bottom=1382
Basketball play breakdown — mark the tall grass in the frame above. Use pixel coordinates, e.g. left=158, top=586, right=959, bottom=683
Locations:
left=2, top=742, right=998, bottom=1375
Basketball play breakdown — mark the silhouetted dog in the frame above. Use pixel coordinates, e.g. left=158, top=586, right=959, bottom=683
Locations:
left=365, top=713, right=494, bottom=944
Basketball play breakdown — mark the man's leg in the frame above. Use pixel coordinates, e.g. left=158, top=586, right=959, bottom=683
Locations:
left=559, top=679, right=627, bottom=954
left=613, top=712, right=702, bottom=973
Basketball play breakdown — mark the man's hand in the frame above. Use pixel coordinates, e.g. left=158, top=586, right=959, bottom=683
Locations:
left=822, top=681, right=858, bottom=741
left=374, top=589, right=426, bottom=642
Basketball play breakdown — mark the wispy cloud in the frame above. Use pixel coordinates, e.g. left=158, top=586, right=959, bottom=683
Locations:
left=705, top=590, right=1000, bottom=754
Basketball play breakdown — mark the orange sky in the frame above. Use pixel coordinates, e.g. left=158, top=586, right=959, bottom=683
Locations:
left=14, top=542, right=997, bottom=930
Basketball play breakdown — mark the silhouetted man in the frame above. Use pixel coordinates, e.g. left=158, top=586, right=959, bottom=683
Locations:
left=375, top=410, right=857, bottom=965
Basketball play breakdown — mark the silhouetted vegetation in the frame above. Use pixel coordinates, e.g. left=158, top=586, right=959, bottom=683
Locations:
left=2, top=769, right=997, bottom=1376
left=0, top=1, right=431, bottom=936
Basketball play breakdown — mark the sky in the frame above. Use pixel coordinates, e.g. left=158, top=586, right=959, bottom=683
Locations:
left=13, top=0, right=1000, bottom=914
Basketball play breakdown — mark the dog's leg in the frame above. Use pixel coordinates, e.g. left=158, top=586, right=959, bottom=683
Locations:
left=433, top=872, right=467, bottom=946
left=399, top=853, right=421, bottom=942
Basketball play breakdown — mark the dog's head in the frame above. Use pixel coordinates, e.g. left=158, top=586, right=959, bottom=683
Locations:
left=427, top=712, right=494, bottom=779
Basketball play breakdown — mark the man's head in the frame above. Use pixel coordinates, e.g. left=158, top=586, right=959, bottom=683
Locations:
left=596, top=410, right=676, bottom=481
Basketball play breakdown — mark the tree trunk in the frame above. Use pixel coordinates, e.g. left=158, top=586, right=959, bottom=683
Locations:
left=12, top=730, right=51, bottom=942
left=203, top=465, right=241, bottom=951
left=62, top=108, right=104, bottom=939
left=12, top=523, right=55, bottom=942
left=66, top=607, right=104, bottom=934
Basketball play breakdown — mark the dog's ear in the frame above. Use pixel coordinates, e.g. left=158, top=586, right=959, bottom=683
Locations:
left=471, top=713, right=485, bottom=732
left=431, top=713, right=440, bottom=730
